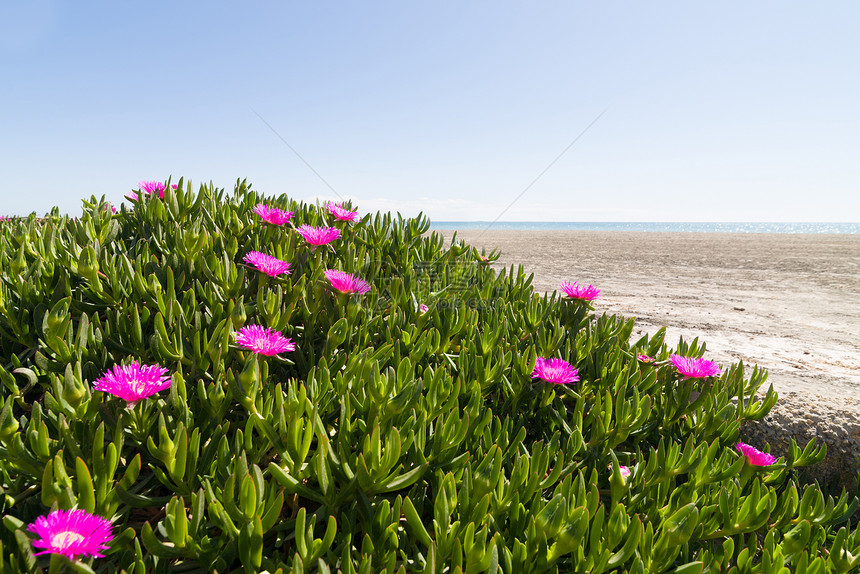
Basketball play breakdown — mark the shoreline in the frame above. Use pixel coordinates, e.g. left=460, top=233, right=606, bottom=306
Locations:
left=430, top=222, right=860, bottom=234
left=437, top=230, right=860, bottom=401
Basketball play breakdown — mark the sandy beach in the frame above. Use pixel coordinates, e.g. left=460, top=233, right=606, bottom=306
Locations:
left=439, top=230, right=860, bottom=402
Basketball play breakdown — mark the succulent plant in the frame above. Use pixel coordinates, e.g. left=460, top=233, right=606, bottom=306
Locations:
left=0, top=178, right=856, bottom=572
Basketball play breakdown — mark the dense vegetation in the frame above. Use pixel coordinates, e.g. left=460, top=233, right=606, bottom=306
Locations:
left=1, top=180, right=859, bottom=573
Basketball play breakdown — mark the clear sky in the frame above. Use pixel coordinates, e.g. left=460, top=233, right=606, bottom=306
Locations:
left=2, top=2, right=858, bottom=222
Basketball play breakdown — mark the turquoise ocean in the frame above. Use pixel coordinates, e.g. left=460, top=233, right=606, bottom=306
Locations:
left=429, top=222, right=860, bottom=234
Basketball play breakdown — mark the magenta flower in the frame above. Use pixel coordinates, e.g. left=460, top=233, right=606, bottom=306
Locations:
left=735, top=442, right=776, bottom=466
left=253, top=203, right=293, bottom=225
left=670, top=354, right=722, bottom=378
left=637, top=354, right=655, bottom=364
left=145, top=181, right=177, bottom=194
left=324, top=269, right=371, bottom=295
left=296, top=225, right=341, bottom=247
left=327, top=202, right=360, bottom=222
left=126, top=181, right=177, bottom=201
left=531, top=357, right=579, bottom=385
left=235, top=325, right=296, bottom=356
left=419, top=304, right=429, bottom=314
left=28, top=509, right=114, bottom=559
left=140, top=181, right=166, bottom=198
left=243, top=251, right=292, bottom=277
left=560, top=281, right=600, bottom=301
left=93, top=362, right=171, bottom=404
left=609, top=464, right=632, bottom=481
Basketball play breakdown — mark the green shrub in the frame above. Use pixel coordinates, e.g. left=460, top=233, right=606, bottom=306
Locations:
left=0, top=179, right=858, bottom=573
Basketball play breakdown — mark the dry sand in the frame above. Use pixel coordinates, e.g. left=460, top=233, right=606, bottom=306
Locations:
left=439, top=230, right=860, bottom=402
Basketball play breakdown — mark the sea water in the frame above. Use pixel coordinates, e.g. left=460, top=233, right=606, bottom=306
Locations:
left=429, top=222, right=860, bottom=234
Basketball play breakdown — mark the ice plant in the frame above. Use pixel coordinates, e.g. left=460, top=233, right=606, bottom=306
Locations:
left=670, top=354, right=722, bottom=378
left=735, top=442, right=777, bottom=466
left=235, top=325, right=296, bottom=356
left=419, top=304, right=429, bottom=314
left=243, top=251, right=292, bottom=277
left=531, top=357, right=579, bottom=385
left=637, top=354, right=655, bottom=364
left=327, top=202, right=360, bottom=222
left=253, top=203, right=293, bottom=225
left=324, top=269, right=371, bottom=295
left=28, top=509, right=114, bottom=560
left=609, top=464, right=632, bottom=481
left=296, top=224, right=341, bottom=247
left=560, top=281, right=601, bottom=301
left=93, top=362, right=171, bottom=404
left=126, top=181, right=177, bottom=201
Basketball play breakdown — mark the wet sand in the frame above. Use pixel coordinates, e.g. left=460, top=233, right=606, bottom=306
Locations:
left=438, top=230, right=860, bottom=401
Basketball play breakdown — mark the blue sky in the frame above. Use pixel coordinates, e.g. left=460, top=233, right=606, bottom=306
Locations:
left=2, top=1, right=858, bottom=222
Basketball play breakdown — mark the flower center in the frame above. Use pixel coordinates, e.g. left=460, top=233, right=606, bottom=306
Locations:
left=129, top=377, right=147, bottom=396
left=51, top=530, right=85, bottom=549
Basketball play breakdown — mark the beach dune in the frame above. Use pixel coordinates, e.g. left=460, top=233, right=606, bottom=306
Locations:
left=440, top=230, right=860, bottom=401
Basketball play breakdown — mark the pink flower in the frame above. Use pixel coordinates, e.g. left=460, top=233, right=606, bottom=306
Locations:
left=560, top=281, right=600, bottom=301
left=419, top=304, right=429, bottom=314
left=324, top=269, right=371, bottom=295
left=235, top=325, right=296, bottom=356
left=637, top=354, right=654, bottom=364
left=670, top=354, right=722, bottom=378
left=243, top=251, right=292, bottom=277
left=28, top=509, right=114, bottom=560
left=140, top=181, right=166, bottom=198
left=609, top=464, right=632, bottom=481
left=735, top=442, right=776, bottom=466
left=327, top=202, right=360, bottom=222
left=93, top=362, right=171, bottom=404
left=531, top=357, right=579, bottom=385
left=296, top=225, right=341, bottom=247
left=253, top=203, right=293, bottom=225
left=126, top=181, right=177, bottom=201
